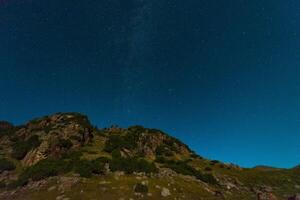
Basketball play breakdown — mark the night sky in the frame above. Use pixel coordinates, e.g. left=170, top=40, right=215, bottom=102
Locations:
left=1, top=0, right=300, bottom=168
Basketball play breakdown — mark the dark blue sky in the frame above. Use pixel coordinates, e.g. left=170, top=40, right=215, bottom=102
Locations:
left=1, top=0, right=300, bottom=168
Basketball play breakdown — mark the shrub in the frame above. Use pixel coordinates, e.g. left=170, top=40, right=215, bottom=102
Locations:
left=204, top=167, right=212, bottom=171
left=191, top=153, right=203, bottom=159
left=62, top=150, right=82, bottom=162
left=0, top=181, right=6, bottom=188
left=90, top=157, right=110, bottom=174
left=155, top=156, right=168, bottom=163
left=12, top=142, right=31, bottom=160
left=210, top=160, right=220, bottom=165
left=134, top=183, right=148, bottom=193
left=73, top=156, right=111, bottom=177
left=74, top=160, right=93, bottom=178
left=163, top=160, right=218, bottom=184
left=104, top=133, right=138, bottom=153
left=70, top=135, right=82, bottom=142
left=18, top=158, right=71, bottom=183
left=0, top=158, right=15, bottom=172
left=57, top=139, right=73, bottom=149
left=155, top=145, right=174, bottom=157
left=111, top=148, right=122, bottom=159
left=12, top=135, right=41, bottom=160
left=109, top=157, right=157, bottom=174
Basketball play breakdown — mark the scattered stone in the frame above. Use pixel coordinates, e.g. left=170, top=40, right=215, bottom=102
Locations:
left=56, top=195, right=65, bottom=200
left=58, top=177, right=80, bottom=192
left=141, top=180, right=148, bottom=185
left=161, top=187, right=171, bottom=197
left=48, top=186, right=57, bottom=191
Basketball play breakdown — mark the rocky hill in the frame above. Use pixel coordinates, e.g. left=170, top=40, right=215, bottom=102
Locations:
left=0, top=113, right=299, bottom=200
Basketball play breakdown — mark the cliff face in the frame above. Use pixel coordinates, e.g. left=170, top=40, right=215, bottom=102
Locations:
left=1, top=113, right=94, bottom=166
left=0, top=113, right=299, bottom=200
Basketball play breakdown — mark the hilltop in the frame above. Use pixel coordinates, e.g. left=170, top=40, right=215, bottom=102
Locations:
left=0, top=113, right=299, bottom=200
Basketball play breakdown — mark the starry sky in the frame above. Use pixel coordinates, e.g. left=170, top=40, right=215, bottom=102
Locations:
left=1, top=0, right=300, bottom=168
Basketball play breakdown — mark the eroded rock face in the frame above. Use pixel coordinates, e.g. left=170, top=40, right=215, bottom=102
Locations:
left=15, top=113, right=94, bottom=166
left=137, top=131, right=167, bottom=159
left=0, top=121, right=14, bottom=130
left=135, top=129, right=191, bottom=159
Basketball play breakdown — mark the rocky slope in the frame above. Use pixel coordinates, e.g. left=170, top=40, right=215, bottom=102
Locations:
left=0, top=113, right=299, bottom=200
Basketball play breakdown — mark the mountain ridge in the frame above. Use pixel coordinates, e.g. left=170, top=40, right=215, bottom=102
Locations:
left=0, top=112, right=299, bottom=200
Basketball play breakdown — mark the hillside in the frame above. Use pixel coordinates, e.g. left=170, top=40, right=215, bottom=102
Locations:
left=0, top=113, right=299, bottom=200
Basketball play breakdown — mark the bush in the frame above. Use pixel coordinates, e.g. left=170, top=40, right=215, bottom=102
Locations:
left=155, top=145, right=174, bottom=157
left=210, top=160, right=220, bottom=165
left=12, top=135, right=41, bottom=160
left=191, top=153, right=203, bottom=159
left=111, top=148, right=122, bottom=159
left=109, top=157, right=157, bottom=174
left=19, top=158, right=71, bottom=182
left=104, top=133, right=138, bottom=153
left=155, top=156, right=168, bottom=163
left=0, top=181, right=6, bottom=188
left=90, top=157, right=110, bottom=174
left=12, top=142, right=31, bottom=160
left=0, top=158, right=15, bottom=172
left=204, top=167, right=212, bottom=171
left=163, top=160, right=218, bottom=184
left=134, top=183, right=148, bottom=193
left=73, top=156, right=112, bottom=177
left=57, top=139, right=73, bottom=149
left=74, top=160, right=93, bottom=178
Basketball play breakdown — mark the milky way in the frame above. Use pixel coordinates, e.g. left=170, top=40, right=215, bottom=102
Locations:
left=0, top=0, right=300, bottom=168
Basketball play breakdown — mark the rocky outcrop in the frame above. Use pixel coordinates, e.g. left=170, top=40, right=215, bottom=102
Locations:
left=13, top=113, right=94, bottom=166
left=0, top=121, right=14, bottom=130
left=137, top=131, right=167, bottom=159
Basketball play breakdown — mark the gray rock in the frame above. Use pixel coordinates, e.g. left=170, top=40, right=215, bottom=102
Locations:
left=161, top=187, right=171, bottom=197
left=47, top=186, right=56, bottom=191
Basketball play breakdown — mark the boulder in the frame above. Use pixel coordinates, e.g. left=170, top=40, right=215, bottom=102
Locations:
left=161, top=187, right=171, bottom=197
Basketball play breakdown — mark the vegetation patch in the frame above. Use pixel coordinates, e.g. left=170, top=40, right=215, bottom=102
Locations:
left=158, top=159, right=218, bottom=184
left=134, top=183, right=148, bottom=193
left=9, top=157, right=71, bottom=188
left=104, top=133, right=139, bottom=153
left=57, top=139, right=73, bottom=149
left=155, top=145, right=174, bottom=157
left=0, top=158, right=16, bottom=173
left=109, top=156, right=157, bottom=174
left=12, top=135, right=41, bottom=160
